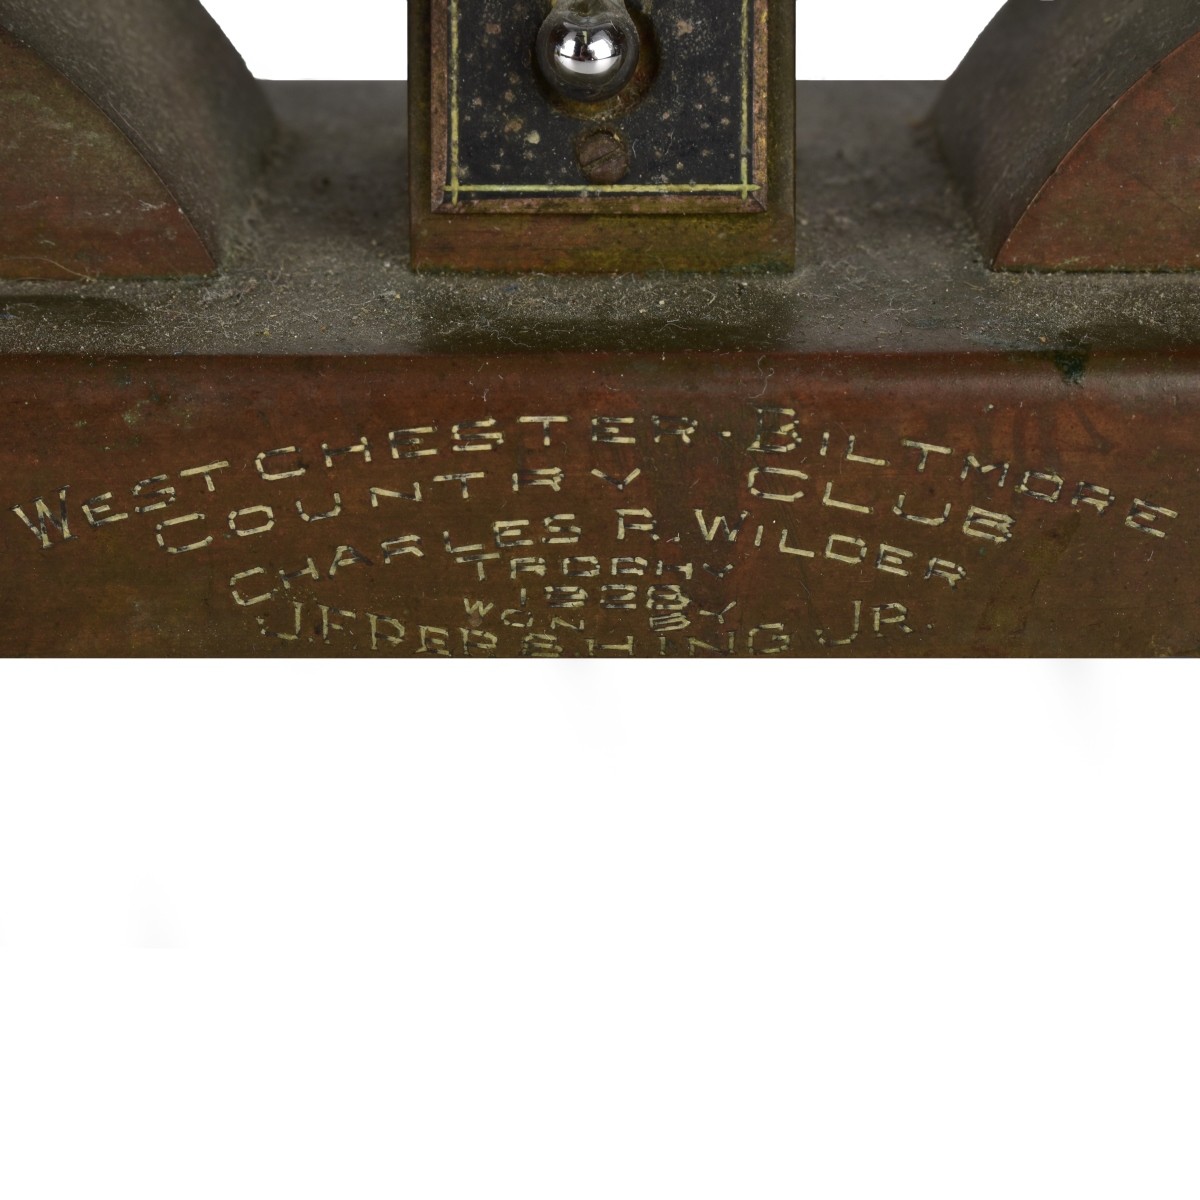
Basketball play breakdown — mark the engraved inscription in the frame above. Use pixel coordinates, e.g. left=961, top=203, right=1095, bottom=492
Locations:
left=8, top=401, right=1181, bottom=656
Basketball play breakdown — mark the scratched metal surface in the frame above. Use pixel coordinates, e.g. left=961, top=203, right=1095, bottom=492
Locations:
left=0, top=81, right=1197, bottom=357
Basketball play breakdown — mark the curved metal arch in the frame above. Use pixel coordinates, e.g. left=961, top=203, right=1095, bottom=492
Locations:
left=0, top=0, right=274, bottom=278
left=936, top=0, right=1200, bottom=271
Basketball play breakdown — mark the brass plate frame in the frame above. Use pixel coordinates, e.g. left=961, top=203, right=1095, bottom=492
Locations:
left=409, top=0, right=795, bottom=271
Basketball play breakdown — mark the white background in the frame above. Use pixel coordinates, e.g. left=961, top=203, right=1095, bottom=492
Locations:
left=2, top=4, right=1198, bottom=1200
left=199, top=0, right=1002, bottom=79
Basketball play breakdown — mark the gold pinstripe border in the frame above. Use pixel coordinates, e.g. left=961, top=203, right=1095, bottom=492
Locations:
left=444, top=0, right=763, bottom=205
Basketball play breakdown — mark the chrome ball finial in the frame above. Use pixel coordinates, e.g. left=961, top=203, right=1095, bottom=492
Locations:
left=537, top=0, right=641, bottom=103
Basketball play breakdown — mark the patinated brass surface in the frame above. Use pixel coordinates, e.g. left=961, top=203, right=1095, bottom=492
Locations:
left=0, top=0, right=272, bottom=279
left=2, top=1, right=1200, bottom=655
left=937, top=0, right=1200, bottom=270
left=0, top=79, right=1198, bottom=656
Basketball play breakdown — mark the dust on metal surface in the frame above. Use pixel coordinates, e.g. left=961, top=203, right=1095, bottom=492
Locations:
left=2, top=82, right=1200, bottom=359
left=0, top=0, right=274, bottom=276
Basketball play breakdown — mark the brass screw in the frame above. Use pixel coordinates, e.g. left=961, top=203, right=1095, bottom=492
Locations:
left=576, top=129, right=629, bottom=184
